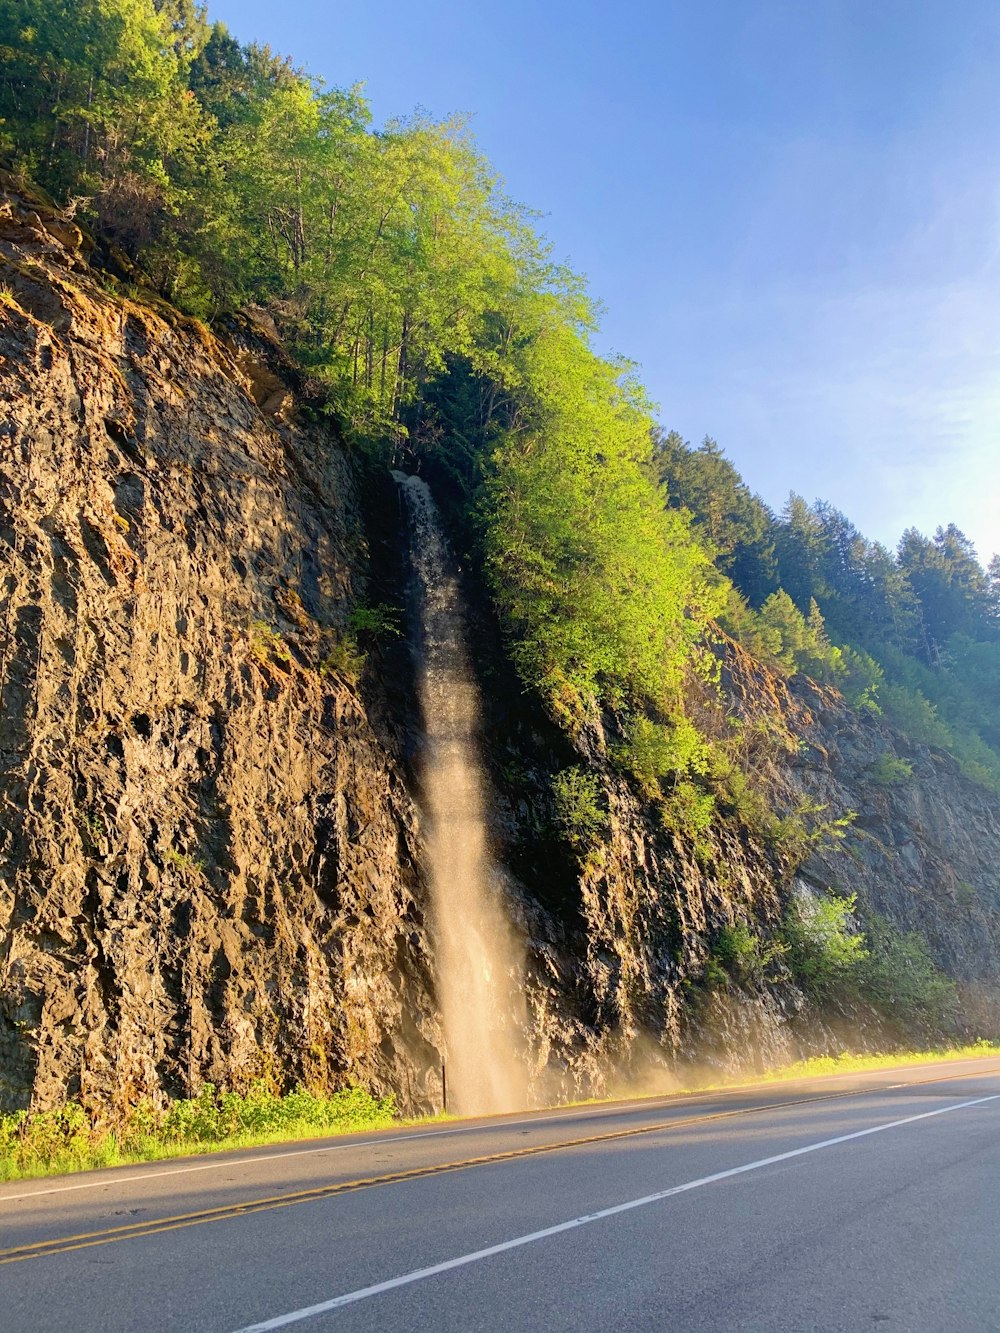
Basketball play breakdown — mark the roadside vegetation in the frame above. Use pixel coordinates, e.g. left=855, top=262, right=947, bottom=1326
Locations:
left=0, top=1084, right=397, bottom=1183
left=1, top=2, right=997, bottom=1156
left=743, top=1040, right=1000, bottom=1087
left=708, top=890, right=960, bottom=1036
left=5, top=1042, right=998, bottom=1184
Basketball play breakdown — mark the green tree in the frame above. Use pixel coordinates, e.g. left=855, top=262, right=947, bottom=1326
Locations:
left=482, top=323, right=723, bottom=725
left=652, top=430, right=778, bottom=605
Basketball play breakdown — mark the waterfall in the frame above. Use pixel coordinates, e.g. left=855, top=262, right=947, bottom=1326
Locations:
left=393, top=471, right=528, bottom=1116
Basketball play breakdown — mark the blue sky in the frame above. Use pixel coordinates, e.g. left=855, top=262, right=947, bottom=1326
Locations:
left=207, top=0, right=999, bottom=562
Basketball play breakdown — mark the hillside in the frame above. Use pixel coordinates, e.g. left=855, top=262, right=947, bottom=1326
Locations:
left=2, top=183, right=1000, bottom=1115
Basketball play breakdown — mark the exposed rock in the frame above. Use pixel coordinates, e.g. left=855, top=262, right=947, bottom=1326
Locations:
left=2, top=182, right=999, bottom=1116
left=0, top=187, right=439, bottom=1114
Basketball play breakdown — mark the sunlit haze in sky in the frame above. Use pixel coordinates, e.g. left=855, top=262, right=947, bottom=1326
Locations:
left=208, top=0, right=999, bottom=561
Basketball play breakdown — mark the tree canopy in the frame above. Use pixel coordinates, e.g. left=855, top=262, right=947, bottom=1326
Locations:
left=2, top=0, right=996, bottom=800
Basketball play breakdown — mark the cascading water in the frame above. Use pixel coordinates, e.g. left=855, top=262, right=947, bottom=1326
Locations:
left=393, top=471, right=528, bottom=1115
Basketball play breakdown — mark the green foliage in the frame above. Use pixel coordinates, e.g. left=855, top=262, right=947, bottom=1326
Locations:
left=0, top=4, right=731, bottom=756
left=614, top=713, right=710, bottom=799
left=781, top=894, right=956, bottom=1032
left=652, top=430, right=777, bottom=605
left=0, top=1083, right=396, bottom=1180
left=763, top=798, right=856, bottom=870
left=347, top=603, right=401, bottom=639
left=710, top=758, right=774, bottom=833
left=781, top=892, right=868, bottom=998
left=712, top=923, right=786, bottom=985
left=878, top=680, right=953, bottom=749
left=551, top=766, right=607, bottom=852
left=867, top=753, right=914, bottom=786
left=482, top=325, right=724, bottom=726
left=318, top=633, right=365, bottom=683
left=164, top=846, right=204, bottom=876
left=155, top=1082, right=394, bottom=1143
left=857, top=914, right=956, bottom=1031
left=248, top=619, right=290, bottom=665
left=661, top=437, right=1000, bottom=792
left=658, top=779, right=716, bottom=856
left=5, top=0, right=995, bottom=887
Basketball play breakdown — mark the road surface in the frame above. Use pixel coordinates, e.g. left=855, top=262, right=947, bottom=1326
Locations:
left=2, top=1057, right=999, bottom=1331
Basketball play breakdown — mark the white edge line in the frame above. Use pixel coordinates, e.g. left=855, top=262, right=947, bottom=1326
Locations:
left=0, top=1104, right=653, bottom=1204
left=0, top=1124, right=492, bottom=1204
left=0, top=1088, right=837, bottom=1204
left=230, top=1093, right=999, bottom=1333
left=2, top=1062, right=995, bottom=1205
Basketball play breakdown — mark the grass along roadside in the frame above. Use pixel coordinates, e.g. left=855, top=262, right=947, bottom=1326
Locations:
left=557, top=1040, right=1000, bottom=1111
left=2, top=1041, right=998, bottom=1184
left=729, top=1040, right=1000, bottom=1086
left=0, top=1084, right=420, bottom=1184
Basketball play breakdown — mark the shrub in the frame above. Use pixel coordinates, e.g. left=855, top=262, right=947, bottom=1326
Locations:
left=249, top=620, right=290, bottom=666
left=764, top=798, right=855, bottom=870
left=348, top=604, right=402, bottom=639
left=659, top=778, right=716, bottom=857
left=781, top=891, right=868, bottom=997
left=858, top=914, right=956, bottom=1032
left=781, top=895, right=955, bottom=1033
left=319, top=633, right=366, bottom=683
left=551, top=767, right=607, bottom=851
left=868, top=754, right=914, bottom=786
left=713, top=923, right=786, bottom=984
left=0, top=1083, right=396, bottom=1180
left=614, top=713, right=709, bottom=798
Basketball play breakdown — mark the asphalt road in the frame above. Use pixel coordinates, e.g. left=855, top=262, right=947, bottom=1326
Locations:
left=2, top=1057, right=999, bottom=1332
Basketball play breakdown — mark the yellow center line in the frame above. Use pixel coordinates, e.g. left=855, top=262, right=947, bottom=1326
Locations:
left=2, top=1064, right=996, bottom=1267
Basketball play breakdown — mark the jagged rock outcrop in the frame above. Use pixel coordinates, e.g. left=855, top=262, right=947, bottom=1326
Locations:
left=0, top=183, right=439, bottom=1114
left=499, top=636, right=1000, bottom=1096
left=2, top=181, right=999, bottom=1114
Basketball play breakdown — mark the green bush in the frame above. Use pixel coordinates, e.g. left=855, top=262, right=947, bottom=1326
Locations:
left=781, top=891, right=868, bottom=998
left=782, top=894, right=956, bottom=1034
left=551, top=767, right=607, bottom=851
left=319, top=634, right=366, bottom=683
left=868, top=754, right=914, bottom=786
left=659, top=778, right=716, bottom=857
left=614, top=714, right=709, bottom=798
left=348, top=604, right=402, bottom=639
left=713, top=923, right=786, bottom=984
left=858, top=914, right=956, bottom=1032
left=763, top=799, right=855, bottom=870
left=248, top=620, right=290, bottom=666
left=0, top=1083, right=396, bottom=1181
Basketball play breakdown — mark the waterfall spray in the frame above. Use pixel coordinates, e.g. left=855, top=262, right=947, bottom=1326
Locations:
left=394, top=471, right=528, bottom=1115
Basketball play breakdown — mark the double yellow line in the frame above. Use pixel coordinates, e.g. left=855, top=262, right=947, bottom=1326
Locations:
left=2, top=1065, right=996, bottom=1267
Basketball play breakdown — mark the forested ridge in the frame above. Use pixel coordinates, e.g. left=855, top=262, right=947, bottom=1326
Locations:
left=654, top=434, right=1000, bottom=790
left=2, top=0, right=998, bottom=813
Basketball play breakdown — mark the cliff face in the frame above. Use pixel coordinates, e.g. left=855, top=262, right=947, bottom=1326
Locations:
left=2, top=183, right=999, bottom=1114
left=770, top=667, right=1000, bottom=983
left=515, top=645, right=1000, bottom=1096
left=0, top=185, right=439, bottom=1114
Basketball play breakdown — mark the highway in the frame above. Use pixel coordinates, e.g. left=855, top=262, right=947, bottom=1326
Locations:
left=2, top=1057, right=999, bottom=1332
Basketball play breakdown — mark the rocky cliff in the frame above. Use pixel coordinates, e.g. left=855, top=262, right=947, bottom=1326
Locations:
left=0, top=182, right=440, bottom=1114
left=2, top=182, right=999, bottom=1114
